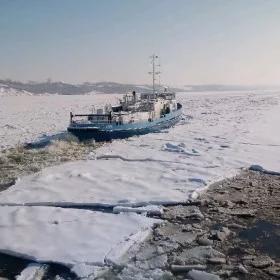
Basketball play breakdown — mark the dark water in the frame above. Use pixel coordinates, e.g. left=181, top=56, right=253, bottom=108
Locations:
left=239, top=220, right=280, bottom=258
left=0, top=253, right=78, bottom=280
left=60, top=204, right=114, bottom=213
left=0, top=179, right=16, bottom=192
left=0, top=253, right=30, bottom=279
left=42, top=263, right=78, bottom=280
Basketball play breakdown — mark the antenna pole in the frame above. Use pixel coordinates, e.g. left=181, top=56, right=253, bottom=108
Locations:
left=149, top=54, right=160, bottom=94
left=158, top=61, right=161, bottom=88
left=152, top=54, right=155, bottom=94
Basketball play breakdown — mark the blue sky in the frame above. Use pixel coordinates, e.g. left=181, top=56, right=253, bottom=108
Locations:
left=0, top=0, right=279, bottom=85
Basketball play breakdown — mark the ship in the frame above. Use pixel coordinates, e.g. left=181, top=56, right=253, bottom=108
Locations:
left=67, top=55, right=183, bottom=141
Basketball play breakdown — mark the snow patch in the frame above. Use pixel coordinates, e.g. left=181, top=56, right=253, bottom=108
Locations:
left=162, top=142, right=200, bottom=156
left=188, top=177, right=207, bottom=186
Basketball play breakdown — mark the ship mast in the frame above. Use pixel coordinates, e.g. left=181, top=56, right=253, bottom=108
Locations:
left=149, top=54, right=161, bottom=94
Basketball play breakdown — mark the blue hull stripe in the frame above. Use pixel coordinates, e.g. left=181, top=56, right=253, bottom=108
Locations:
left=68, top=105, right=182, bottom=141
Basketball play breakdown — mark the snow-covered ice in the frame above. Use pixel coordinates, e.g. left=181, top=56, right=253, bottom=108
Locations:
left=0, top=91, right=279, bottom=205
left=2, top=91, right=279, bottom=206
left=0, top=90, right=280, bottom=275
left=0, top=159, right=196, bottom=206
left=0, top=206, right=159, bottom=277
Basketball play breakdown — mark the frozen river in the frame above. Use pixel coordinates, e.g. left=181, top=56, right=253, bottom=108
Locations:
left=0, top=90, right=279, bottom=278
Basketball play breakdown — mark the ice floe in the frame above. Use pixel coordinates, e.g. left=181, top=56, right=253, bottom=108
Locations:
left=0, top=159, right=195, bottom=206
left=16, top=263, right=48, bottom=280
left=0, top=206, right=160, bottom=277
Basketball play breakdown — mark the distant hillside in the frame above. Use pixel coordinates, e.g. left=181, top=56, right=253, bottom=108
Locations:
left=0, top=80, right=278, bottom=96
left=0, top=80, right=182, bottom=95
left=183, top=84, right=280, bottom=92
